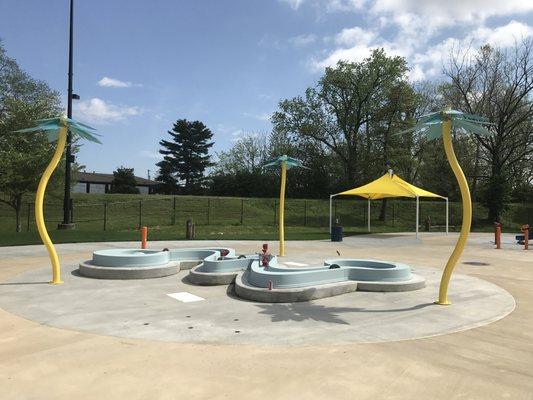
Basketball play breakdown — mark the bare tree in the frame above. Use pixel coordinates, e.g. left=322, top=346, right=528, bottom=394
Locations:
left=444, top=39, right=533, bottom=221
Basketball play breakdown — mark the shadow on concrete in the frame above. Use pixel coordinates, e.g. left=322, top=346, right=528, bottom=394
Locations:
left=70, top=269, right=83, bottom=277
left=256, top=303, right=358, bottom=324
left=0, top=281, right=48, bottom=286
left=180, top=275, right=195, bottom=286
left=255, top=302, right=436, bottom=325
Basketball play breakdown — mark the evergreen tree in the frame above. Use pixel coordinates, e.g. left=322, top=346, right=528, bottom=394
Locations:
left=110, top=166, right=139, bottom=194
left=156, top=119, right=214, bottom=194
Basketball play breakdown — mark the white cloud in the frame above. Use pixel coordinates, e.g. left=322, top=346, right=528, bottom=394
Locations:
left=475, top=21, right=533, bottom=48
left=98, top=76, right=141, bottom=88
left=74, top=98, right=140, bottom=124
left=230, top=129, right=245, bottom=142
left=243, top=111, right=272, bottom=122
left=371, top=0, right=533, bottom=32
left=411, top=21, right=533, bottom=80
left=311, top=11, right=532, bottom=81
left=311, top=26, right=412, bottom=71
left=325, top=0, right=366, bottom=12
left=335, top=27, right=375, bottom=47
left=278, top=0, right=306, bottom=10
left=289, top=34, right=317, bottom=47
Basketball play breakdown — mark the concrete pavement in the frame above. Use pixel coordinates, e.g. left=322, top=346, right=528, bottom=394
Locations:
left=0, top=232, right=531, bottom=399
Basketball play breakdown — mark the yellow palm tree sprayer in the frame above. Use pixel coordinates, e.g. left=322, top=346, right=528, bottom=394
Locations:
left=401, top=108, right=493, bottom=304
left=15, top=116, right=100, bottom=284
left=263, top=155, right=308, bottom=257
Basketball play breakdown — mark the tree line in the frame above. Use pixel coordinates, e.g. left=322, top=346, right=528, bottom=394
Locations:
left=1, top=39, right=531, bottom=233
left=156, top=43, right=533, bottom=223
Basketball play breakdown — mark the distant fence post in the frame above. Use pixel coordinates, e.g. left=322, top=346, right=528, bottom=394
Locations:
left=172, top=197, right=176, bottom=225
left=334, top=200, right=337, bottom=222
left=138, top=200, right=142, bottom=228
left=274, top=200, right=277, bottom=226
left=26, top=202, right=31, bottom=231
left=206, top=198, right=210, bottom=225
left=392, top=201, right=395, bottom=227
left=304, top=201, right=307, bottom=226
left=240, top=199, right=244, bottom=225
left=103, top=203, right=107, bottom=231
left=70, top=198, right=74, bottom=223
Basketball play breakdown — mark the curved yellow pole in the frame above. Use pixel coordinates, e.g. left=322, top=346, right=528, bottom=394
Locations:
left=279, top=161, right=287, bottom=256
left=35, top=126, right=67, bottom=284
left=437, top=118, right=472, bottom=304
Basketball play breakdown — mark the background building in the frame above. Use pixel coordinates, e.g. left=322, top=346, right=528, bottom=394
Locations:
left=73, top=172, right=158, bottom=194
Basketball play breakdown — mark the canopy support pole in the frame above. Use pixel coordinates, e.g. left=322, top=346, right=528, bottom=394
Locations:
left=445, top=197, right=449, bottom=235
left=367, top=198, right=371, bottom=232
left=416, top=196, right=419, bottom=239
left=329, top=195, right=335, bottom=234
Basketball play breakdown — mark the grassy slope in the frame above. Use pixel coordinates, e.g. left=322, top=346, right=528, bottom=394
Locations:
left=0, top=192, right=530, bottom=246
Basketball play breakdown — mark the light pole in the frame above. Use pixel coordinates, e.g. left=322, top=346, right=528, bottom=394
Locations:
left=59, top=0, right=76, bottom=229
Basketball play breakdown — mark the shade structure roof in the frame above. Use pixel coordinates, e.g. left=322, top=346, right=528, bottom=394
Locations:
left=336, top=172, right=445, bottom=200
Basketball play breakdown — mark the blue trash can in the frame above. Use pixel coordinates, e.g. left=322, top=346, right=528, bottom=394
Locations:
left=331, top=226, right=343, bottom=242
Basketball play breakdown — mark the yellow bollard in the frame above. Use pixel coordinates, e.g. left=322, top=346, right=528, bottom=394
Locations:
left=437, top=118, right=472, bottom=304
left=278, top=161, right=287, bottom=257
left=35, top=126, right=67, bottom=284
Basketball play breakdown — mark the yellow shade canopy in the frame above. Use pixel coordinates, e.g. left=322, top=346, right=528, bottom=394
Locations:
left=336, top=172, right=445, bottom=200
left=329, top=171, right=448, bottom=238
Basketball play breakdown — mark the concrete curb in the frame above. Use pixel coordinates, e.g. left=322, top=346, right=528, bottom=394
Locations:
left=188, top=264, right=237, bottom=285
left=234, top=272, right=426, bottom=302
left=235, top=271, right=359, bottom=303
left=179, top=260, right=202, bottom=270
left=357, top=274, right=426, bottom=292
left=78, top=261, right=180, bottom=280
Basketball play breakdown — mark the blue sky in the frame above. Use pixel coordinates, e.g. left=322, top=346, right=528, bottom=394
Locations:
left=1, top=0, right=532, bottom=179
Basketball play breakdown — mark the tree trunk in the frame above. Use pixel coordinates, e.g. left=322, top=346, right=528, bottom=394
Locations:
left=486, top=160, right=506, bottom=223
left=471, top=141, right=481, bottom=201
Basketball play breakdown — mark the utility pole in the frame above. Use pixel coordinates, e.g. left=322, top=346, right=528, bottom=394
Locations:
left=59, top=0, right=76, bottom=229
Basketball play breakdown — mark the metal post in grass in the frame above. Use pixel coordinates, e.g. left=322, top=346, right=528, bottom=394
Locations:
left=172, top=196, right=176, bottom=225
left=70, top=198, right=74, bottom=223
left=103, top=203, right=107, bottom=231
left=273, top=200, right=277, bottom=226
left=304, top=200, right=307, bottom=226
left=138, top=200, right=142, bottom=229
left=240, top=199, right=244, bottom=225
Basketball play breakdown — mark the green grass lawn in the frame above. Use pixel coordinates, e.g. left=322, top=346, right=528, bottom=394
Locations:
left=0, top=192, right=530, bottom=246
left=0, top=224, right=406, bottom=246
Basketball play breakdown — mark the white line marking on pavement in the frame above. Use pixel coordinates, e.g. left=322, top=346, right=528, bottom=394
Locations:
left=166, top=292, right=205, bottom=303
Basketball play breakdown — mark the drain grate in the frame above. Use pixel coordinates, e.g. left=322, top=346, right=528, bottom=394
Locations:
left=463, top=261, right=490, bottom=266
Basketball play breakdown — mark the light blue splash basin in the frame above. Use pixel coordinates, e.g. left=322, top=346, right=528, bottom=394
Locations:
left=90, top=247, right=237, bottom=268
left=246, top=258, right=412, bottom=289
left=92, top=249, right=170, bottom=268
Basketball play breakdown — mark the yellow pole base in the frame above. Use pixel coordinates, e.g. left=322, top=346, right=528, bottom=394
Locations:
left=435, top=300, right=451, bottom=306
left=49, top=280, right=64, bottom=285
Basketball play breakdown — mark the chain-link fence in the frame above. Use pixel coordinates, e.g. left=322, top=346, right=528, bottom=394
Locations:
left=0, top=196, right=531, bottom=233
